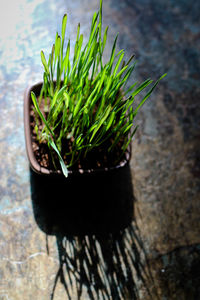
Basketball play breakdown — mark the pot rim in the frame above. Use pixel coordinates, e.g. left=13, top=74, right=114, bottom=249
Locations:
left=24, top=82, right=132, bottom=177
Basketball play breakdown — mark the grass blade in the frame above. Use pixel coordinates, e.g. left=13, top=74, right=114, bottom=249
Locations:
left=41, top=51, right=50, bottom=76
left=49, top=138, right=68, bottom=177
left=133, top=73, right=167, bottom=116
left=31, top=91, right=54, bottom=138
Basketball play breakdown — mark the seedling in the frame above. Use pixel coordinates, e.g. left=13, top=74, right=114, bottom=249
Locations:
left=31, top=0, right=166, bottom=177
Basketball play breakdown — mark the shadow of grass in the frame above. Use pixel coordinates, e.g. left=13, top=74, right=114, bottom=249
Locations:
left=30, top=165, right=155, bottom=299
left=50, top=223, right=155, bottom=300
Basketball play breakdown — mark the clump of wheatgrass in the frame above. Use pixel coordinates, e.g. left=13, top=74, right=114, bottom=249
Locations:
left=31, top=0, right=166, bottom=177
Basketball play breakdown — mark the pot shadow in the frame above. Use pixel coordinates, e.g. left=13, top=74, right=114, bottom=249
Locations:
left=30, top=165, right=156, bottom=299
left=30, top=164, right=134, bottom=236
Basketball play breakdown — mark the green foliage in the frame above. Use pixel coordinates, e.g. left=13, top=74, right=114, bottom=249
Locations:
left=32, top=0, right=166, bottom=177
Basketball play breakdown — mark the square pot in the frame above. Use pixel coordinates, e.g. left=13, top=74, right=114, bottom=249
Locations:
left=24, top=83, right=134, bottom=235
left=24, top=82, right=131, bottom=177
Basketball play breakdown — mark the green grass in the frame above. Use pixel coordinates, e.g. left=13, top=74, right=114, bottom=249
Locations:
left=31, top=0, right=166, bottom=177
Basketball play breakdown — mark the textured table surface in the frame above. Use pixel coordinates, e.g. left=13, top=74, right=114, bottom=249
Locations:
left=0, top=0, right=199, bottom=299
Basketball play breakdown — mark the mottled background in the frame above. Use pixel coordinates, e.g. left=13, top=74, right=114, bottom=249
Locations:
left=0, top=0, right=199, bottom=299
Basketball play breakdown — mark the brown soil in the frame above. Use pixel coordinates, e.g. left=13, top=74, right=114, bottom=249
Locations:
left=30, top=101, right=127, bottom=173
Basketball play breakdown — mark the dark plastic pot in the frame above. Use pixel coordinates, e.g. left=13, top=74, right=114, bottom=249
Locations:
left=24, top=82, right=134, bottom=235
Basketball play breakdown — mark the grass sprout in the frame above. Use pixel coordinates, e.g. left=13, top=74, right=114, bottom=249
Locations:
left=31, top=0, right=166, bottom=177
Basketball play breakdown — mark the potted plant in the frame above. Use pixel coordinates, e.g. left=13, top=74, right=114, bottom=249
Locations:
left=24, top=0, right=166, bottom=179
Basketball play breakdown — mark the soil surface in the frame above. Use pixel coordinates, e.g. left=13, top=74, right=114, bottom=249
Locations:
left=30, top=102, right=128, bottom=172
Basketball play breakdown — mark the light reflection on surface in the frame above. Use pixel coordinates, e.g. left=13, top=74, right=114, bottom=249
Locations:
left=0, top=0, right=69, bottom=73
left=0, top=0, right=42, bottom=65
